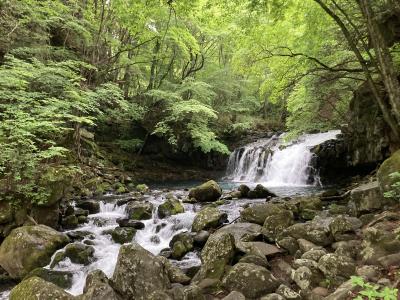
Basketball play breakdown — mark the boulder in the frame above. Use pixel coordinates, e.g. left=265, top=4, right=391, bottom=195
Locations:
left=136, top=184, right=150, bottom=193
left=238, top=184, right=250, bottom=198
left=247, top=184, right=276, bottom=199
left=158, top=199, right=184, bottom=218
left=81, top=269, right=121, bottom=300
left=318, top=253, right=356, bottom=280
left=76, top=200, right=100, bottom=214
left=222, top=263, right=280, bottom=298
left=158, top=256, right=191, bottom=284
left=9, top=276, right=74, bottom=300
left=193, top=230, right=210, bottom=246
left=329, top=215, right=360, bottom=241
left=111, top=227, right=136, bottom=244
left=283, top=221, right=333, bottom=247
left=324, top=279, right=356, bottom=300
left=126, top=201, right=153, bottom=220
left=191, top=206, right=227, bottom=232
left=64, top=243, right=95, bottom=265
left=349, top=181, right=383, bottom=213
left=291, top=266, right=313, bottom=290
left=222, top=291, right=246, bottom=300
left=236, top=241, right=284, bottom=258
left=298, top=197, right=323, bottom=220
left=112, top=243, right=170, bottom=300
left=239, top=254, right=269, bottom=268
left=169, top=232, right=194, bottom=259
left=116, top=218, right=145, bottom=229
left=377, top=149, right=400, bottom=194
left=24, top=267, right=73, bottom=289
left=188, top=180, right=222, bottom=202
left=263, top=209, right=294, bottom=241
left=61, top=215, right=79, bottom=229
left=30, top=203, right=60, bottom=229
left=276, top=284, right=301, bottom=300
left=193, top=232, right=235, bottom=282
left=241, top=203, right=286, bottom=225
left=0, top=225, right=69, bottom=279
left=260, top=294, right=285, bottom=300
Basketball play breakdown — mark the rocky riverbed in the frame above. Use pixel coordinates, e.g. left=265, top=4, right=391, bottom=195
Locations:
left=0, top=150, right=400, bottom=299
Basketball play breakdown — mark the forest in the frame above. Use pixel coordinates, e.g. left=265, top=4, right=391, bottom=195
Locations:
left=0, top=0, right=400, bottom=299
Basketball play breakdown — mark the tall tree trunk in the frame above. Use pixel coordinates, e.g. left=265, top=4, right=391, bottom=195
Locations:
left=147, top=39, right=161, bottom=91
left=313, top=0, right=400, bottom=140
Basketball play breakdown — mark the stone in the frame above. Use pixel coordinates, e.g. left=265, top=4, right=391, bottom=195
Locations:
left=260, top=294, right=285, bottom=300
left=158, top=199, right=184, bottom=218
left=277, top=237, right=299, bottom=255
left=349, top=181, right=383, bottom=213
left=24, top=267, right=73, bottom=289
left=301, top=249, right=327, bottom=262
left=378, top=252, right=400, bottom=268
left=81, top=270, right=121, bottom=300
left=126, top=201, right=153, bottom=220
left=283, top=222, right=333, bottom=247
left=238, top=184, right=250, bottom=198
left=193, top=232, right=235, bottom=282
left=298, top=238, right=322, bottom=253
left=377, top=149, right=400, bottom=194
left=263, top=209, right=294, bottom=241
left=236, top=241, right=284, bottom=258
left=298, top=197, right=322, bottom=220
left=269, top=258, right=294, bottom=284
left=0, top=225, right=69, bottom=279
left=136, top=184, right=150, bottom=192
left=222, top=263, right=280, bottom=298
left=188, top=180, right=222, bottom=202
left=170, top=232, right=194, bottom=259
left=222, top=291, right=245, bottom=300
left=311, top=287, right=329, bottom=298
left=241, top=203, right=286, bottom=225
left=116, top=218, right=145, bottom=229
left=292, top=266, right=313, bottom=290
left=324, top=279, right=356, bottom=300
left=329, top=215, right=361, bottom=241
left=318, top=254, right=356, bottom=280
left=193, top=230, right=210, bottom=246
left=247, top=184, right=276, bottom=199
left=158, top=256, right=191, bottom=284
left=332, top=240, right=362, bottom=259
left=67, top=231, right=94, bottom=242
left=191, top=206, right=227, bottom=232
left=9, top=276, right=74, bottom=300
left=64, top=243, right=95, bottom=265
left=76, top=200, right=100, bottom=214
left=111, top=227, right=136, bottom=244
left=239, top=254, right=269, bottom=268
left=112, top=243, right=170, bottom=300
left=61, top=215, right=79, bottom=229
left=30, top=203, right=59, bottom=228
left=276, top=284, right=301, bottom=300
left=356, top=265, right=381, bottom=281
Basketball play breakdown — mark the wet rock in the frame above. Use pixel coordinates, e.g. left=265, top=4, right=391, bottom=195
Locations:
left=170, top=232, right=194, bottom=259
left=377, top=149, right=400, bottom=194
left=193, top=230, right=210, bottom=246
left=222, top=291, right=246, bottom=300
left=76, top=200, right=100, bottom=214
left=238, top=184, right=250, bottom=198
left=112, top=243, right=170, bottom=300
left=241, top=203, right=286, bottom=225
left=0, top=225, right=69, bottom=279
left=82, top=269, right=121, bottom=300
left=78, top=216, right=88, bottom=224
left=9, top=276, right=74, bottom=300
left=61, top=215, right=79, bottom=229
left=222, top=263, right=280, bottom=298
left=151, top=235, right=161, bottom=244
left=276, top=284, right=301, bottom=300
left=64, top=242, right=95, bottom=265
left=263, top=209, right=294, bottom=241
left=239, top=254, right=269, bottom=268
left=158, top=198, right=184, bottom=218
left=24, top=267, right=73, bottom=289
left=74, top=208, right=89, bottom=217
left=188, top=180, right=222, bottom=202
left=111, top=227, right=136, bottom=244
left=136, top=184, right=150, bottom=193
left=126, top=201, right=153, bottom=220
left=247, top=184, right=276, bottom=199
left=158, top=256, right=191, bottom=284
left=349, top=181, right=383, bottom=213
left=191, top=206, right=227, bottom=232
left=116, top=218, right=145, bottom=229
left=193, top=232, right=235, bottom=282
left=318, top=253, right=356, bottom=280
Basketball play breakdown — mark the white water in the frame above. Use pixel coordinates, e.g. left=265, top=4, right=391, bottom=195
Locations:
left=226, top=130, right=341, bottom=186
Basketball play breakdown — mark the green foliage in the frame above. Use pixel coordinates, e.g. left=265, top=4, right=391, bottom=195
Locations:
left=351, top=276, right=399, bottom=300
left=383, top=172, right=400, bottom=200
left=115, top=139, right=144, bottom=152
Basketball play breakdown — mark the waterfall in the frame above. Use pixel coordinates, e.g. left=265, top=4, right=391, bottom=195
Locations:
left=226, top=130, right=341, bottom=186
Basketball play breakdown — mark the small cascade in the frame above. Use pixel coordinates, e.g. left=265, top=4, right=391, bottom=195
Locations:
left=226, top=130, right=341, bottom=186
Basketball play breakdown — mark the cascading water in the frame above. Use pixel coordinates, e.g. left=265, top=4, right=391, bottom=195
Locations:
left=226, top=130, right=341, bottom=186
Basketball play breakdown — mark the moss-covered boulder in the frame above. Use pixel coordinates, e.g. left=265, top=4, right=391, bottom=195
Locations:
left=222, top=263, right=279, bottom=298
left=377, top=149, right=400, bottom=194
left=169, top=232, right=194, bottom=259
left=112, top=243, right=170, bottom=300
left=76, top=200, right=100, bottom=214
left=126, top=201, right=153, bottom=220
left=111, top=227, right=136, bottom=244
left=241, top=203, right=286, bottom=225
left=64, top=243, right=95, bottom=265
left=136, top=184, right=150, bottom=193
left=193, top=232, right=235, bottom=282
left=188, top=180, right=222, bottom=202
left=0, top=225, right=69, bottom=279
left=30, top=203, right=60, bottom=229
left=247, top=184, right=276, bottom=199
left=24, top=267, right=73, bottom=289
left=191, top=206, right=227, bottom=232
left=9, top=276, right=74, bottom=300
left=81, top=270, right=120, bottom=300
left=263, top=209, right=294, bottom=241
left=318, top=253, right=356, bottom=281
left=158, top=199, right=184, bottom=218
left=61, top=215, right=79, bottom=229
left=349, top=181, right=383, bottom=214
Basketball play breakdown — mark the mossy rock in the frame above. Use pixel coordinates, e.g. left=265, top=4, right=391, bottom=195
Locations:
left=0, top=225, right=69, bottom=279
left=377, top=149, right=400, bottom=194
left=192, top=206, right=227, bottom=232
left=111, top=227, right=136, bottom=244
left=136, top=184, right=150, bottom=193
left=188, top=180, right=222, bottom=202
left=64, top=243, right=95, bottom=265
left=126, top=201, right=153, bottom=220
left=61, top=215, right=78, bottom=229
left=158, top=198, right=184, bottom=218
left=10, top=276, right=74, bottom=300
left=24, top=267, right=73, bottom=289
